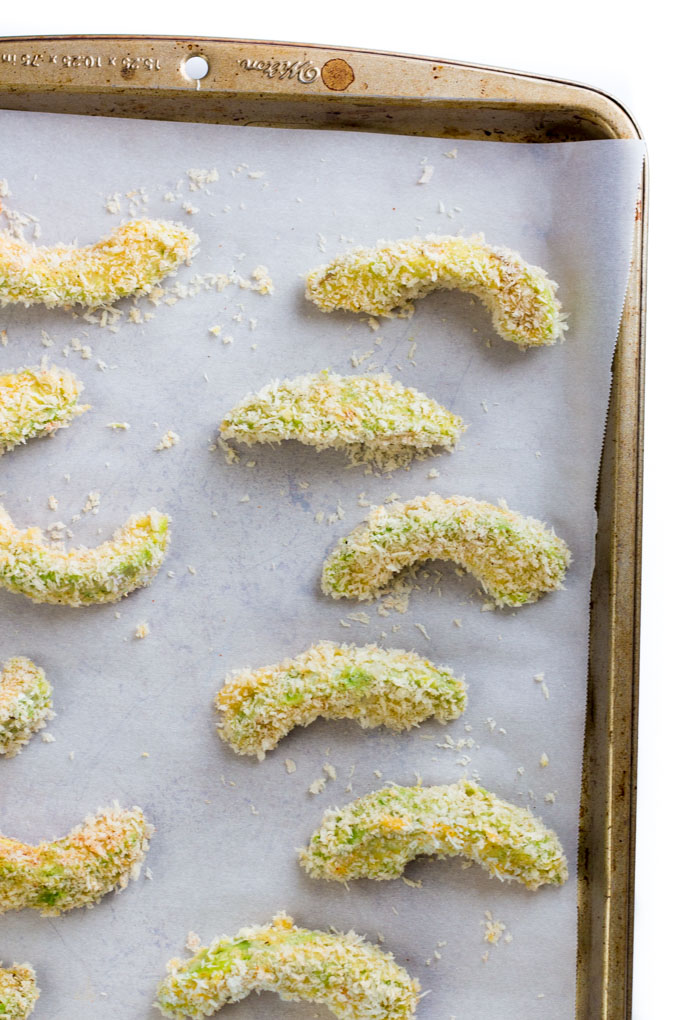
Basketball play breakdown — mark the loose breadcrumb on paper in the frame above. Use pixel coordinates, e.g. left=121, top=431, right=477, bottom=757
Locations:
left=47, top=495, right=58, bottom=511
left=155, top=430, right=180, bottom=451
left=323, top=763, right=337, bottom=781
left=135, top=622, right=150, bottom=640
left=308, top=777, right=327, bottom=796
left=107, top=422, right=130, bottom=430
left=41, top=732, right=55, bottom=743
left=187, top=167, right=219, bottom=191
left=540, top=753, right=550, bottom=767
left=82, top=490, right=100, bottom=515
left=185, top=930, right=202, bottom=952
left=285, top=759, right=297, bottom=774
left=482, top=911, right=507, bottom=945
left=418, top=165, right=435, bottom=184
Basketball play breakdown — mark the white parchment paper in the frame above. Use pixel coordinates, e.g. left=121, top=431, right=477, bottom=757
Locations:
left=0, top=110, right=643, bottom=1020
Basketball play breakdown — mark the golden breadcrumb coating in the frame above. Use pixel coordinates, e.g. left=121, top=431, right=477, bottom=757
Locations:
left=0, top=505, right=170, bottom=606
left=321, top=493, right=570, bottom=607
left=301, top=779, right=568, bottom=890
left=306, top=234, right=566, bottom=348
left=155, top=912, right=419, bottom=1020
left=0, top=963, right=39, bottom=1019
left=0, top=657, right=53, bottom=758
left=0, top=804, right=153, bottom=916
left=216, top=641, right=466, bottom=758
left=0, top=365, right=88, bottom=455
left=219, top=370, right=464, bottom=470
left=0, top=218, right=198, bottom=309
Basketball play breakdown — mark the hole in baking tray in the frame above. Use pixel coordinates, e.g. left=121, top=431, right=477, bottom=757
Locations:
left=183, top=56, right=209, bottom=81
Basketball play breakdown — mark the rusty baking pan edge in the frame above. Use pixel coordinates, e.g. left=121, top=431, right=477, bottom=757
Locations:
left=0, top=35, right=646, bottom=1020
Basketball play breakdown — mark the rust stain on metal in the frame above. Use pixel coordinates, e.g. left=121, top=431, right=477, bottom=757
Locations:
left=321, top=58, right=355, bottom=91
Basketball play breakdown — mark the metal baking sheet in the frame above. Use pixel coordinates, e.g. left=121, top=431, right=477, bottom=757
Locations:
left=1, top=35, right=648, bottom=1015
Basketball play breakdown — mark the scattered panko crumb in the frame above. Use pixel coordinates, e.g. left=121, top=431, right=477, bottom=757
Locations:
left=82, top=490, right=100, bottom=515
left=540, top=753, right=550, bottom=767
left=453, top=618, right=462, bottom=628
left=41, top=732, right=56, bottom=743
left=427, top=468, right=440, bottom=479
left=402, top=876, right=423, bottom=889
left=374, top=769, right=383, bottom=778
left=155, top=429, right=180, bottom=451
left=517, top=766, right=525, bottom=776
left=47, top=495, right=58, bottom=511
left=104, top=193, right=122, bottom=214
left=68, top=751, right=75, bottom=761
left=251, top=265, right=274, bottom=294
left=187, top=565, right=197, bottom=575
left=141, top=752, right=150, bottom=758
left=418, top=164, right=435, bottom=184
left=239, top=494, right=250, bottom=503
left=414, top=623, right=431, bottom=640
left=481, top=951, right=489, bottom=963
left=185, top=930, right=202, bottom=951
left=135, top=622, right=150, bottom=639
left=545, top=792, right=557, bottom=804
left=187, top=167, right=219, bottom=190
left=107, top=422, right=130, bottom=430
left=322, top=763, right=337, bottom=781
left=208, top=324, right=222, bottom=336
left=284, top=759, right=297, bottom=774
left=482, top=911, right=507, bottom=945
left=308, top=777, right=327, bottom=795
left=145, top=867, right=153, bottom=880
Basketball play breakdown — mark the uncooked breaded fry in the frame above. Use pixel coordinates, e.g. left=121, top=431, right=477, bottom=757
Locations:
left=0, top=657, right=53, bottom=758
left=0, top=803, right=153, bottom=915
left=321, top=493, right=570, bottom=607
left=0, top=218, right=198, bottom=309
left=155, top=912, right=419, bottom=1020
left=219, top=370, right=464, bottom=470
left=300, top=779, right=567, bottom=890
left=0, top=365, right=88, bottom=455
left=0, top=962, right=39, bottom=1019
left=216, top=641, right=467, bottom=758
left=0, top=505, right=170, bottom=606
left=306, top=234, right=565, bottom=348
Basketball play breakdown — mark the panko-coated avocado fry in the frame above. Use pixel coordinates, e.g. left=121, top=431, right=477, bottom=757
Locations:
left=0, top=365, right=88, bottom=455
left=216, top=640, right=467, bottom=759
left=0, top=963, right=39, bottom=1019
left=306, top=234, right=566, bottom=348
left=300, top=779, right=568, bottom=890
left=321, top=493, right=570, bottom=608
left=155, top=912, right=420, bottom=1020
left=219, top=370, right=465, bottom=471
left=0, top=505, right=170, bottom=606
left=0, top=218, right=198, bottom=309
left=0, top=803, right=153, bottom=916
left=0, top=657, right=53, bottom=758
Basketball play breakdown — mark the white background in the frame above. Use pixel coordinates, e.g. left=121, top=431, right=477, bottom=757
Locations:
left=0, top=3, right=672, bottom=1017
